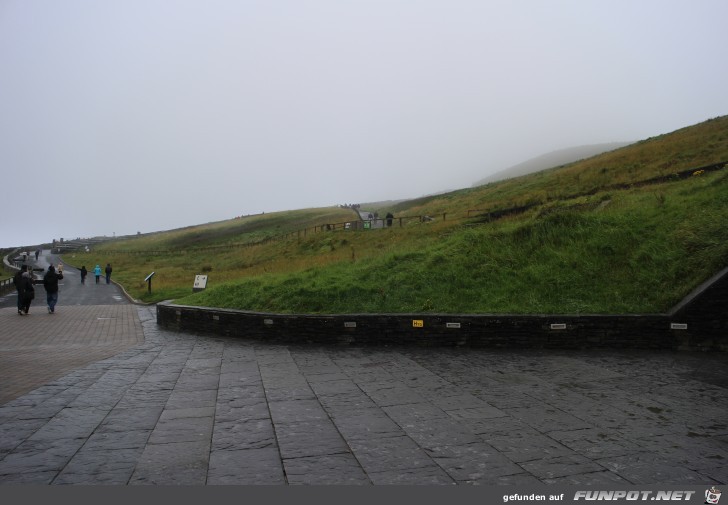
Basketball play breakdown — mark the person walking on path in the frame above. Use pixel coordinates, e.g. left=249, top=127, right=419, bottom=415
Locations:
left=42, top=265, right=63, bottom=313
left=94, top=264, right=102, bottom=284
left=80, top=266, right=88, bottom=284
left=12, top=265, right=28, bottom=314
left=105, top=263, right=113, bottom=284
left=17, top=271, right=35, bottom=315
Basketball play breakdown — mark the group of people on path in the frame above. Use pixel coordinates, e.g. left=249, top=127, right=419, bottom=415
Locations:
left=12, top=263, right=63, bottom=315
left=12, top=260, right=113, bottom=315
left=79, top=263, right=112, bottom=285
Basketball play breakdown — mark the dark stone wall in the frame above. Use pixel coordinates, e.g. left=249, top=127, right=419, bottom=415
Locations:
left=156, top=267, right=727, bottom=351
left=668, top=267, right=728, bottom=351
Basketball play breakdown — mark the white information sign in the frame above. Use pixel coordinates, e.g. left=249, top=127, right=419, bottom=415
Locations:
left=193, top=275, right=208, bottom=292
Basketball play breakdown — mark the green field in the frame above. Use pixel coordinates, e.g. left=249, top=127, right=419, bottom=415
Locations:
left=64, top=116, right=728, bottom=314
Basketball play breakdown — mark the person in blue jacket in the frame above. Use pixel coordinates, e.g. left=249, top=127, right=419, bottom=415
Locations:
left=94, top=264, right=102, bottom=284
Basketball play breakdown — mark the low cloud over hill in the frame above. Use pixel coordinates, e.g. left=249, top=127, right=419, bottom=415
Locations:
left=473, top=142, right=634, bottom=187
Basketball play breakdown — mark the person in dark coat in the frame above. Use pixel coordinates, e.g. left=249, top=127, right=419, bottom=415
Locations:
left=43, top=265, right=63, bottom=313
left=105, top=263, right=113, bottom=284
left=18, top=271, right=34, bottom=315
left=13, top=265, right=28, bottom=314
left=80, top=265, right=88, bottom=284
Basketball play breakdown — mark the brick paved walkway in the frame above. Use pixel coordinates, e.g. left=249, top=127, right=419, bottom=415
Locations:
left=0, top=305, right=144, bottom=404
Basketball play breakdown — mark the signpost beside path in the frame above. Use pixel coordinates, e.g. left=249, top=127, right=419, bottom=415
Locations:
left=144, top=271, right=155, bottom=294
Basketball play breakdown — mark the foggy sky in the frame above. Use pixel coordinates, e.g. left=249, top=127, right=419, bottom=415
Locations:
left=1, top=0, right=727, bottom=249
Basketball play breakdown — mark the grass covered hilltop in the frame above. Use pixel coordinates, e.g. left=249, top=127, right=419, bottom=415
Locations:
left=65, top=116, right=728, bottom=314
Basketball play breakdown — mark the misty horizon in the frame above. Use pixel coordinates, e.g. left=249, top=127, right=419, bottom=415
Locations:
left=2, top=1, right=727, bottom=248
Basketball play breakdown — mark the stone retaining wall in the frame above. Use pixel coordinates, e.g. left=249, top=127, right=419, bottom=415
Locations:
left=157, top=267, right=728, bottom=351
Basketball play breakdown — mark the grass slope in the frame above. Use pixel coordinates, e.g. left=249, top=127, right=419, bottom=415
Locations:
left=65, top=116, right=728, bottom=314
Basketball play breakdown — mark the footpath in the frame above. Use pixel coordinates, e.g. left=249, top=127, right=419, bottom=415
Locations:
left=0, top=251, right=726, bottom=485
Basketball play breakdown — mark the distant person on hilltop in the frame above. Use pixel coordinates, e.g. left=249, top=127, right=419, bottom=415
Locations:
left=105, top=263, right=113, bottom=284
left=94, top=264, right=102, bottom=284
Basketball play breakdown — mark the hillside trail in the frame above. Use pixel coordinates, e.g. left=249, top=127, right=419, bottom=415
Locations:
left=0, top=249, right=129, bottom=309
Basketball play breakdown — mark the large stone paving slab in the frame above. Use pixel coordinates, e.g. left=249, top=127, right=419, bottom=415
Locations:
left=0, top=305, right=726, bottom=485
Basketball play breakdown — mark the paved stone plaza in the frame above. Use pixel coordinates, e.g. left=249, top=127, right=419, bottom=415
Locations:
left=1, top=302, right=726, bottom=485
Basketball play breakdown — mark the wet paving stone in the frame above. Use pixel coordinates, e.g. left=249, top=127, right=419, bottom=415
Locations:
left=0, top=305, right=726, bottom=486
left=274, top=419, right=350, bottom=460
left=53, top=447, right=143, bottom=484
left=268, top=398, right=329, bottom=423
left=129, top=440, right=210, bottom=485
left=283, top=453, right=369, bottom=485
left=81, top=429, right=152, bottom=452
left=547, top=427, right=642, bottom=459
left=519, top=453, right=607, bottom=480
left=366, top=465, right=455, bottom=485
left=426, top=442, right=524, bottom=482
left=146, top=414, right=214, bottom=445
left=505, top=404, right=593, bottom=433
left=543, top=469, right=633, bottom=485
left=164, top=389, right=217, bottom=410
left=215, top=401, right=270, bottom=424
left=329, top=408, right=405, bottom=440
left=597, top=450, right=722, bottom=484
left=485, top=432, right=579, bottom=464
left=207, top=447, right=285, bottom=484
left=96, top=406, right=164, bottom=433
left=211, top=418, right=277, bottom=451
left=0, top=437, right=87, bottom=477
left=349, top=435, right=438, bottom=473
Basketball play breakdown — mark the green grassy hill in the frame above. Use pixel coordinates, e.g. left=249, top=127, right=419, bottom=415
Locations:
left=65, top=116, right=728, bottom=314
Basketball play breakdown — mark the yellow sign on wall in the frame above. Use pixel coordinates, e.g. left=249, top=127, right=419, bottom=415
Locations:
left=412, top=319, right=424, bottom=328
